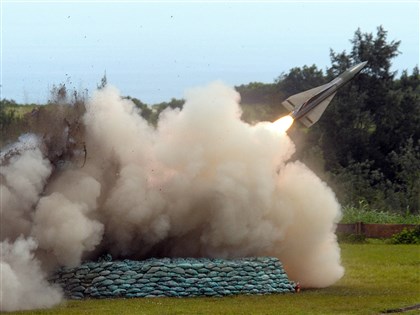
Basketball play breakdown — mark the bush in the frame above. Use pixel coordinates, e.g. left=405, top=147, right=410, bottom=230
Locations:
left=390, top=226, right=420, bottom=244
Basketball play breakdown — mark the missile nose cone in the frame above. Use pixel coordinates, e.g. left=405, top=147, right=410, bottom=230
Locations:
left=349, top=61, right=368, bottom=74
left=359, top=61, right=368, bottom=68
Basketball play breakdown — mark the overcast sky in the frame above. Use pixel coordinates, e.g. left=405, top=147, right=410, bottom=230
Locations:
left=1, top=1, right=419, bottom=104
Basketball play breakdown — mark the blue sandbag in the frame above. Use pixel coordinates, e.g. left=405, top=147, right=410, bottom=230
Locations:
left=52, top=256, right=296, bottom=299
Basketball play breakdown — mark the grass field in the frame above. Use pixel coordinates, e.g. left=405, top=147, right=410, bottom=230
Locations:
left=8, top=242, right=420, bottom=315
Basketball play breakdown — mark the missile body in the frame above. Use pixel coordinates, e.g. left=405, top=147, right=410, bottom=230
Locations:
left=282, top=61, right=367, bottom=127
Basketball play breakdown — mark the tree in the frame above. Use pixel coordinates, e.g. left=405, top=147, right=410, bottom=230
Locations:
left=236, top=82, right=278, bottom=105
left=236, top=82, right=285, bottom=123
left=315, top=26, right=419, bottom=213
left=350, top=26, right=400, bottom=80
left=125, top=96, right=153, bottom=123
left=275, top=65, right=326, bottom=95
left=387, top=138, right=420, bottom=212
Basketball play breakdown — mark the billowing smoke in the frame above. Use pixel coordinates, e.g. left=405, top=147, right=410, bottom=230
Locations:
left=0, top=82, right=343, bottom=311
left=0, top=237, right=63, bottom=311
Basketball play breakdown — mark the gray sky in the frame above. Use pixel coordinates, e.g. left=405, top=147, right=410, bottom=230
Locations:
left=1, top=1, right=419, bottom=104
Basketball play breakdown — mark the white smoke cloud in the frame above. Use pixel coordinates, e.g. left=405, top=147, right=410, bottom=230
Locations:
left=81, top=82, right=343, bottom=286
left=0, top=81, right=344, bottom=311
left=275, top=161, right=343, bottom=287
left=0, top=237, right=62, bottom=312
left=0, top=144, right=52, bottom=241
left=31, top=169, right=104, bottom=267
left=32, top=191, right=103, bottom=267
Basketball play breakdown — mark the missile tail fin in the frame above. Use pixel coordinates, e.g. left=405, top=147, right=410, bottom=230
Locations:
left=300, top=92, right=336, bottom=127
left=281, top=83, right=330, bottom=112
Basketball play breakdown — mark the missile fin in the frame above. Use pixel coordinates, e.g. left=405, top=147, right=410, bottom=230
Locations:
left=300, top=92, right=336, bottom=128
left=281, top=83, right=330, bottom=112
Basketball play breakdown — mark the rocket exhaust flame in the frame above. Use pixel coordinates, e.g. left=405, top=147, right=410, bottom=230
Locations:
left=273, top=115, right=294, bottom=133
left=0, top=82, right=343, bottom=311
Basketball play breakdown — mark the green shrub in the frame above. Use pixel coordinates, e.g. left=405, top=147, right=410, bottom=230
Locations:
left=390, top=226, right=420, bottom=244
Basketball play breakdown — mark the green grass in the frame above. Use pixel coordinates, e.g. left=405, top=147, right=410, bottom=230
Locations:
left=8, top=242, right=420, bottom=315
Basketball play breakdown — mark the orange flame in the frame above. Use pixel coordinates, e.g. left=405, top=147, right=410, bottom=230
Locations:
left=272, top=115, right=294, bottom=133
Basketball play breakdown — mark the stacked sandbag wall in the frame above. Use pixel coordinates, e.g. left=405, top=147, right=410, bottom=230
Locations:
left=50, top=257, right=296, bottom=299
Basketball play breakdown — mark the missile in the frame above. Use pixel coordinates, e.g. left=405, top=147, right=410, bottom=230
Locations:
left=281, top=61, right=367, bottom=127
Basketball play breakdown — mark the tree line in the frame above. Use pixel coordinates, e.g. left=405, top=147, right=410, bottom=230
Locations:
left=1, top=26, right=418, bottom=214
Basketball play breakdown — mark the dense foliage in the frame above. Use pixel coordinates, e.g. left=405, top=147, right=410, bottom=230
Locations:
left=340, top=202, right=420, bottom=224
left=390, top=226, right=420, bottom=244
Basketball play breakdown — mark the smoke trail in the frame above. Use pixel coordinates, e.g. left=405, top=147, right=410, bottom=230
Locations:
left=0, top=82, right=343, bottom=311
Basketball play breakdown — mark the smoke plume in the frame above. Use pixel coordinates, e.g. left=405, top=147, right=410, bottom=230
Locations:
left=0, top=237, right=63, bottom=311
left=0, top=82, right=343, bottom=311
